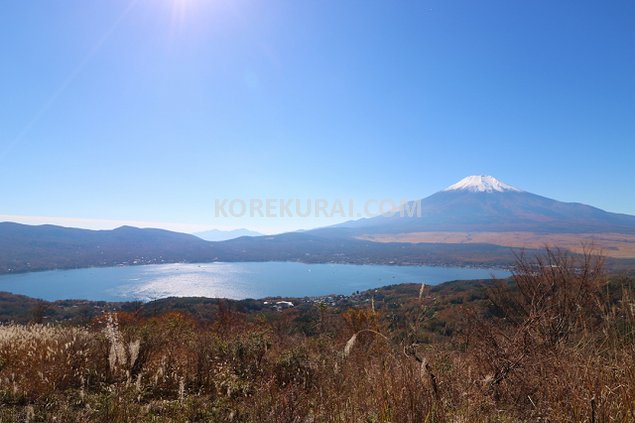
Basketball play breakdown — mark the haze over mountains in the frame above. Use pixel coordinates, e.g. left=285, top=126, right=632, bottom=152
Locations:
left=2, top=176, right=635, bottom=274
left=194, top=228, right=263, bottom=242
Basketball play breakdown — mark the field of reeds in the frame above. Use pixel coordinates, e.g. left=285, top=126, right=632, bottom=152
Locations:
left=1, top=249, right=634, bottom=422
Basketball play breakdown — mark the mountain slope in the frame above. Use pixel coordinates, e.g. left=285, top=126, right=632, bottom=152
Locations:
left=0, top=222, right=216, bottom=273
left=0, top=222, right=525, bottom=274
left=329, top=176, right=635, bottom=234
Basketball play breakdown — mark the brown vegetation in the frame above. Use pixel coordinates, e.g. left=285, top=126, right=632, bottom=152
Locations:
left=0, top=249, right=633, bottom=421
left=358, top=231, right=635, bottom=258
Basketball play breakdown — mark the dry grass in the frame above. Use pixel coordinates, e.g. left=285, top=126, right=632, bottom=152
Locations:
left=358, top=231, right=635, bottom=258
left=0, top=249, right=633, bottom=422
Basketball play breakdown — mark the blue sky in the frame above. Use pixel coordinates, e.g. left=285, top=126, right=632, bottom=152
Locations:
left=1, top=0, right=634, bottom=233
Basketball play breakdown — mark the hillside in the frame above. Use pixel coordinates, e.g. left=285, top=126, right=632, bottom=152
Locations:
left=0, top=252, right=633, bottom=421
left=0, top=222, right=530, bottom=274
left=0, top=222, right=216, bottom=273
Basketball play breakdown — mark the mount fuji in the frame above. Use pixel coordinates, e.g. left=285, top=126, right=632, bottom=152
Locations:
left=212, top=175, right=635, bottom=265
left=325, top=175, right=635, bottom=235
left=443, top=175, right=522, bottom=193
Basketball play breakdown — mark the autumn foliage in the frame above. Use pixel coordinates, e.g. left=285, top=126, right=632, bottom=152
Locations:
left=0, top=249, right=633, bottom=421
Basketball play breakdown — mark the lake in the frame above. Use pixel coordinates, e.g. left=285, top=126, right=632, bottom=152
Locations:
left=0, top=262, right=511, bottom=302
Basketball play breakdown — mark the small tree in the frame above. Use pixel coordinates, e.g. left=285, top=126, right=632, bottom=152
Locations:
left=488, top=247, right=606, bottom=346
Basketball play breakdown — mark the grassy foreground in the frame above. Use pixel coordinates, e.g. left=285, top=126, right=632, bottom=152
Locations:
left=0, top=250, right=634, bottom=422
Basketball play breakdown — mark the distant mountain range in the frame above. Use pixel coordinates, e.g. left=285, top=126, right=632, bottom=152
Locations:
left=194, top=228, right=263, bottom=241
left=0, top=223, right=216, bottom=273
left=2, top=176, right=635, bottom=274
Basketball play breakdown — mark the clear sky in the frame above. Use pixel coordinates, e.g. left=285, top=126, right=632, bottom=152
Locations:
left=1, top=0, right=634, bottom=233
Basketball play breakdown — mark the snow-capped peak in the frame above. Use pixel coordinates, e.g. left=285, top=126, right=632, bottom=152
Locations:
left=443, top=175, right=522, bottom=193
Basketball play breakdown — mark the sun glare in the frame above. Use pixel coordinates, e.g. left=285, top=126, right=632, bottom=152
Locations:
left=171, top=0, right=197, bottom=25
left=163, top=0, right=226, bottom=38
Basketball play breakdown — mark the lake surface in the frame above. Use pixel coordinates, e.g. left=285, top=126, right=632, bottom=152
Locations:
left=0, top=262, right=510, bottom=302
